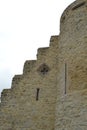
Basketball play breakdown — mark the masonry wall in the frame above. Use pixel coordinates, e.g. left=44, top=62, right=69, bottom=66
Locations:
left=0, top=36, right=58, bottom=130
left=58, top=0, right=87, bottom=93
left=55, top=0, right=87, bottom=130
left=1, top=0, right=87, bottom=130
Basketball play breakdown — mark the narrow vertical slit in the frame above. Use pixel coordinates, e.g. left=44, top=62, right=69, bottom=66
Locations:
left=36, top=88, right=40, bottom=101
left=65, top=63, right=67, bottom=94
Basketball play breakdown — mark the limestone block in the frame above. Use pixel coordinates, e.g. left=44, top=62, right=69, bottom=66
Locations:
left=1, top=89, right=11, bottom=103
left=11, top=75, right=23, bottom=89
left=37, top=47, right=49, bottom=60
left=23, top=60, right=36, bottom=74
left=50, top=35, right=58, bottom=46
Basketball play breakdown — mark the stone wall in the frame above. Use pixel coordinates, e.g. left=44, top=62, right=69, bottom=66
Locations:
left=0, top=35, right=58, bottom=130
left=1, top=0, right=87, bottom=130
left=59, top=0, right=87, bottom=92
left=55, top=89, right=87, bottom=130
left=55, top=0, right=87, bottom=130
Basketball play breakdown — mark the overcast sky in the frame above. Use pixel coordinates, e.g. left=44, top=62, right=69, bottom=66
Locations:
left=0, top=0, right=75, bottom=94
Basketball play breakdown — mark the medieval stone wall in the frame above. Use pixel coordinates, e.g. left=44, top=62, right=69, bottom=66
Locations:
left=55, top=0, right=87, bottom=130
left=1, top=0, right=87, bottom=130
left=0, top=36, right=58, bottom=130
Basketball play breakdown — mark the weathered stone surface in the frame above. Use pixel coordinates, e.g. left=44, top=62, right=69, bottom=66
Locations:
left=55, top=0, right=87, bottom=130
left=0, top=35, right=58, bottom=130
left=1, top=0, right=87, bottom=130
left=23, top=60, right=36, bottom=75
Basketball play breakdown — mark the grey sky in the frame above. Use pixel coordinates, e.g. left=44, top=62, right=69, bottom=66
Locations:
left=0, top=0, right=75, bottom=94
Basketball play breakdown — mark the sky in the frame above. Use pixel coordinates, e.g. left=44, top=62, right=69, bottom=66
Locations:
left=0, top=0, right=75, bottom=94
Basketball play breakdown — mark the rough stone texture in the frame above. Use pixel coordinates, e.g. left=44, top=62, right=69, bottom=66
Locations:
left=0, top=35, right=58, bottom=130
left=1, top=0, right=87, bottom=130
left=55, top=0, right=87, bottom=130
left=55, top=90, right=87, bottom=130
left=23, top=60, right=36, bottom=75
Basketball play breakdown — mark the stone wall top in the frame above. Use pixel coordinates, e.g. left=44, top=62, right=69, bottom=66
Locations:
left=37, top=47, right=49, bottom=60
left=60, top=0, right=87, bottom=32
left=23, top=60, right=36, bottom=74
